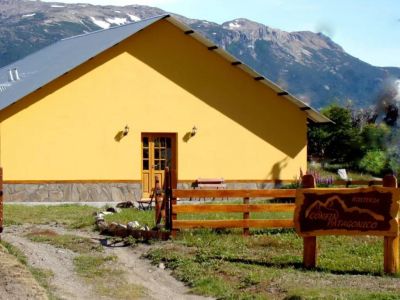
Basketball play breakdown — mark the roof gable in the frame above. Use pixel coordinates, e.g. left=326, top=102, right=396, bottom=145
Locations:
left=0, top=14, right=330, bottom=123
left=0, top=15, right=166, bottom=111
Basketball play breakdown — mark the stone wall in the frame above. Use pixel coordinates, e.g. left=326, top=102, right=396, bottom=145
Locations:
left=4, top=183, right=142, bottom=202
left=4, top=181, right=283, bottom=202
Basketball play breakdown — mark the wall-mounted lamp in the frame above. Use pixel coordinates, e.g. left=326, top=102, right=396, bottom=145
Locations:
left=190, top=126, right=197, bottom=137
left=123, top=125, right=130, bottom=136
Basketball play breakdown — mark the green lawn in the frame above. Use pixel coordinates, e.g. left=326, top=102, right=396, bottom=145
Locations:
left=3, top=204, right=400, bottom=299
left=146, top=230, right=400, bottom=299
left=4, top=204, right=95, bottom=229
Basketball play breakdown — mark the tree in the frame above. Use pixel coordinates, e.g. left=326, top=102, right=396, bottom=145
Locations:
left=360, top=123, right=390, bottom=153
left=308, top=104, right=362, bottom=164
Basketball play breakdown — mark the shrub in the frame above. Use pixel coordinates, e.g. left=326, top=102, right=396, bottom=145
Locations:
left=358, top=150, right=387, bottom=176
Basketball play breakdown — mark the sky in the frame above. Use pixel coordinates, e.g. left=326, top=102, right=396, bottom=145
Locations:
left=41, top=0, right=400, bottom=67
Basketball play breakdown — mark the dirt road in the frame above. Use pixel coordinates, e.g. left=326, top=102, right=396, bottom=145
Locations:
left=0, top=243, right=47, bottom=300
left=1, top=225, right=211, bottom=300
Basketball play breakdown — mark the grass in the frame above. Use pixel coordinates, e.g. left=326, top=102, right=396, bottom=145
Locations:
left=1, top=240, right=58, bottom=300
left=308, top=163, right=376, bottom=181
left=5, top=203, right=400, bottom=299
left=26, top=229, right=103, bottom=254
left=146, top=230, right=400, bottom=299
left=103, top=207, right=155, bottom=228
left=4, top=204, right=96, bottom=229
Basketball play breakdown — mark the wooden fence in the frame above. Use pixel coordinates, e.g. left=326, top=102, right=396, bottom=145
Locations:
left=170, top=189, right=296, bottom=237
left=156, top=168, right=386, bottom=237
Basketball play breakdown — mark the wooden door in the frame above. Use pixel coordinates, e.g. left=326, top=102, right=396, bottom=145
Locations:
left=141, top=134, right=176, bottom=198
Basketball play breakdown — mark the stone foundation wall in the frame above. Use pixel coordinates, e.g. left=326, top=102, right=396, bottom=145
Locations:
left=4, top=183, right=142, bottom=202
left=4, top=181, right=283, bottom=202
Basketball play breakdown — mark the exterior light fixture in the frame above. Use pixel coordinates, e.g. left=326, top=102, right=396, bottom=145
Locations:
left=123, top=125, right=130, bottom=136
left=190, top=126, right=197, bottom=137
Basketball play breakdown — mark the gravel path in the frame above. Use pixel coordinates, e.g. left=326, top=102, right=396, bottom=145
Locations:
left=103, top=244, right=208, bottom=300
left=0, top=243, right=47, bottom=300
left=1, top=225, right=212, bottom=300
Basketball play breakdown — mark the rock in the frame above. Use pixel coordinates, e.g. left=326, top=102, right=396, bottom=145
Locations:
left=96, top=220, right=108, bottom=233
left=116, top=201, right=134, bottom=208
left=127, top=221, right=141, bottom=230
left=106, top=207, right=117, bottom=213
left=102, top=211, right=113, bottom=215
left=158, top=263, right=165, bottom=270
left=95, top=213, right=104, bottom=221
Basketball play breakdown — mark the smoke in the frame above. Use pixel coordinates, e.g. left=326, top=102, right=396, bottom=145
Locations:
left=374, top=78, right=400, bottom=125
left=373, top=78, right=400, bottom=174
left=315, top=22, right=335, bottom=38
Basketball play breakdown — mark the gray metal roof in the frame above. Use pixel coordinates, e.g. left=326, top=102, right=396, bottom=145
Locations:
left=0, top=14, right=330, bottom=123
left=0, top=14, right=166, bottom=111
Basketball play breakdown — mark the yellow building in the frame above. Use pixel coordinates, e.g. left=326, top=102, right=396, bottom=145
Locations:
left=0, top=15, right=329, bottom=202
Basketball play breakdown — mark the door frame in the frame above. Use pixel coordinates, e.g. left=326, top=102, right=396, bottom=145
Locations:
left=141, top=132, right=178, bottom=198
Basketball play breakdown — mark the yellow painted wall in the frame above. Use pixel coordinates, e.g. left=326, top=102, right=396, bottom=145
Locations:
left=0, top=19, right=307, bottom=181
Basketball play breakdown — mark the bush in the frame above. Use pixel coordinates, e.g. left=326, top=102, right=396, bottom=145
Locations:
left=358, top=150, right=387, bottom=176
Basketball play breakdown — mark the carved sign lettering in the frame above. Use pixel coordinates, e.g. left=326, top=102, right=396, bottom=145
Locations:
left=294, top=187, right=400, bottom=237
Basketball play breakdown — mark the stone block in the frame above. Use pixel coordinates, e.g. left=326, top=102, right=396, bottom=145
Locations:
left=49, top=190, right=64, bottom=201
left=111, top=187, right=124, bottom=202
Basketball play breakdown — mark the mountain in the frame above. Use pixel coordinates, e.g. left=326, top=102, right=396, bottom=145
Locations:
left=0, top=0, right=398, bottom=108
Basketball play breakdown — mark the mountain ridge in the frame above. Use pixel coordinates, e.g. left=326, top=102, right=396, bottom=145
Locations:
left=0, top=0, right=399, bottom=108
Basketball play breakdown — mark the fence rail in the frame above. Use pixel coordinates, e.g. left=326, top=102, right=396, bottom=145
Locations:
left=170, top=189, right=296, bottom=236
left=173, top=203, right=295, bottom=213
left=173, top=219, right=294, bottom=229
left=332, top=179, right=382, bottom=186
left=157, top=168, right=386, bottom=237
left=173, top=189, right=296, bottom=198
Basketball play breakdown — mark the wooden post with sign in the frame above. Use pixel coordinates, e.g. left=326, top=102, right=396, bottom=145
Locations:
left=295, top=174, right=400, bottom=274
left=383, top=175, right=399, bottom=274
left=301, top=174, right=317, bottom=268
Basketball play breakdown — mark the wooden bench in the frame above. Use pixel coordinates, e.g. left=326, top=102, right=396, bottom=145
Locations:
left=193, top=178, right=226, bottom=200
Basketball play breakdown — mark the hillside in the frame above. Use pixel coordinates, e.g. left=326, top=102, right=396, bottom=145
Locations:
left=0, top=0, right=398, bottom=108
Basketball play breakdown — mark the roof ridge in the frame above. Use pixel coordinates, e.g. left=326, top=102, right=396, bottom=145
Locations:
left=0, top=14, right=170, bottom=72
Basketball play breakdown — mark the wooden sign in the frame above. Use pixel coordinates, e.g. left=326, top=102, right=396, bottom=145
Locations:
left=294, top=187, right=400, bottom=237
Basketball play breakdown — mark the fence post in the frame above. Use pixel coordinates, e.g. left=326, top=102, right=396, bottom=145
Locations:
left=0, top=167, right=3, bottom=235
left=301, top=174, right=317, bottom=269
left=167, top=169, right=172, bottom=230
left=171, top=196, right=178, bottom=238
left=154, top=176, right=162, bottom=224
left=243, top=197, right=250, bottom=236
left=383, top=175, right=399, bottom=274
left=163, top=167, right=171, bottom=229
